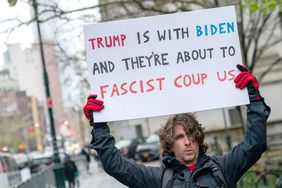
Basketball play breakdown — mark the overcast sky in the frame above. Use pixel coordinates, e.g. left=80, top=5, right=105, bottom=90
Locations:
left=0, top=0, right=34, bottom=69
left=0, top=0, right=100, bottom=70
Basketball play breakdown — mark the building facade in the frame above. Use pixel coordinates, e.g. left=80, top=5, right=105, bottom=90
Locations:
left=3, top=43, right=65, bottom=135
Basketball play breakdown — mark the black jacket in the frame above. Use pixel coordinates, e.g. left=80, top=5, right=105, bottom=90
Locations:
left=90, top=100, right=270, bottom=188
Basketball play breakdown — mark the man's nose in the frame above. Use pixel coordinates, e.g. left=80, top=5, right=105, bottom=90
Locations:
left=184, top=136, right=191, bottom=145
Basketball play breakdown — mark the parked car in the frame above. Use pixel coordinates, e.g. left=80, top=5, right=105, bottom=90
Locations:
left=115, top=138, right=145, bottom=160
left=0, top=152, right=22, bottom=188
left=29, top=151, right=53, bottom=174
left=115, top=139, right=131, bottom=156
left=135, top=134, right=160, bottom=162
left=13, top=153, right=29, bottom=169
left=127, top=138, right=145, bottom=160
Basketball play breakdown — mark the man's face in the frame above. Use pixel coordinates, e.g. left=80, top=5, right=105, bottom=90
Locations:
left=172, top=124, right=199, bottom=166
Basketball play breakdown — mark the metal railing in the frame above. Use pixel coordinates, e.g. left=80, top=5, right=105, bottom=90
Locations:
left=238, top=161, right=282, bottom=188
left=15, top=154, right=89, bottom=188
left=16, top=165, right=56, bottom=188
left=255, top=169, right=282, bottom=188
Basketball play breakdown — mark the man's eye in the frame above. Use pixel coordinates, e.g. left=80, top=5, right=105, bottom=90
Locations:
left=175, top=135, right=184, bottom=140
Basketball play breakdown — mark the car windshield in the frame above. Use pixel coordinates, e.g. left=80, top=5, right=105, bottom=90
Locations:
left=115, top=140, right=131, bottom=149
left=145, top=134, right=159, bottom=143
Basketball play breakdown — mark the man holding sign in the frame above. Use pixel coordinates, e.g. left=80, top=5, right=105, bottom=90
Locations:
left=83, top=64, right=270, bottom=188
left=83, top=6, right=271, bottom=188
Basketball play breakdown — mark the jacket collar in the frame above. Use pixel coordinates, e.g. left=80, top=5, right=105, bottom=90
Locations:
left=162, top=152, right=211, bottom=170
left=196, top=152, right=210, bottom=169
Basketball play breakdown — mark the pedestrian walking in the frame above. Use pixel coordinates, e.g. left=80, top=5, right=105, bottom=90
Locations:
left=83, top=64, right=271, bottom=188
left=64, top=155, right=79, bottom=188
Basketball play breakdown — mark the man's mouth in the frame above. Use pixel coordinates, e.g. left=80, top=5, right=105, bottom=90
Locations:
left=184, top=150, right=192, bottom=154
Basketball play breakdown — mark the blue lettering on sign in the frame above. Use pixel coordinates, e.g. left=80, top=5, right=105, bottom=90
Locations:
left=196, top=22, right=235, bottom=37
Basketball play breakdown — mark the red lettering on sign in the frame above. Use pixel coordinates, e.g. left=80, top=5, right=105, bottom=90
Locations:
left=99, top=77, right=165, bottom=99
left=217, top=70, right=235, bottom=82
left=174, top=73, right=207, bottom=88
left=88, top=34, right=127, bottom=50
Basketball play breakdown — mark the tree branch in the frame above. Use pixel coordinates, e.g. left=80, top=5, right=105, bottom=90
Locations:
left=250, top=12, right=272, bottom=73
left=258, top=57, right=282, bottom=82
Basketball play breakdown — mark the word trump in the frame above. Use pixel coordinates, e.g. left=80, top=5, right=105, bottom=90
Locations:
left=88, top=34, right=127, bottom=50
left=99, top=77, right=165, bottom=98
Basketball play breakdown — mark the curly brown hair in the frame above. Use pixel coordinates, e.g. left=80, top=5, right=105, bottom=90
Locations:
left=159, top=113, right=208, bottom=157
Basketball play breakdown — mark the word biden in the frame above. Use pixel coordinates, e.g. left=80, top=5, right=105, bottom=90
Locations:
left=196, top=22, right=235, bottom=37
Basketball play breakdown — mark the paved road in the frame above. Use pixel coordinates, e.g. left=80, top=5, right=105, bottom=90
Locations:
left=79, top=160, right=160, bottom=188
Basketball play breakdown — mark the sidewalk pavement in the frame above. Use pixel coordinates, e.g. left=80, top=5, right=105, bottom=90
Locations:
left=77, top=158, right=160, bottom=188
left=77, top=160, right=127, bottom=188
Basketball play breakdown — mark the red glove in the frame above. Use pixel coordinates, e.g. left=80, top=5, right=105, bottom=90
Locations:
left=83, top=94, right=104, bottom=121
left=234, top=64, right=262, bottom=101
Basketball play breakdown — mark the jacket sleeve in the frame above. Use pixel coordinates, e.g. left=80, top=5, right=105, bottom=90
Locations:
left=217, top=100, right=271, bottom=184
left=89, top=123, right=162, bottom=188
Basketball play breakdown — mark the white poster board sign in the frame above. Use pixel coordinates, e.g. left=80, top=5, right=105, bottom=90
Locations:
left=83, top=6, right=249, bottom=122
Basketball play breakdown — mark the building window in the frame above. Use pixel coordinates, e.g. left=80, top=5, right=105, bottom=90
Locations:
left=228, top=108, right=241, bottom=127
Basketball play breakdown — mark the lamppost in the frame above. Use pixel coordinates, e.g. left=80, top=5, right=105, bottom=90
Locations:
left=31, top=0, right=65, bottom=187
